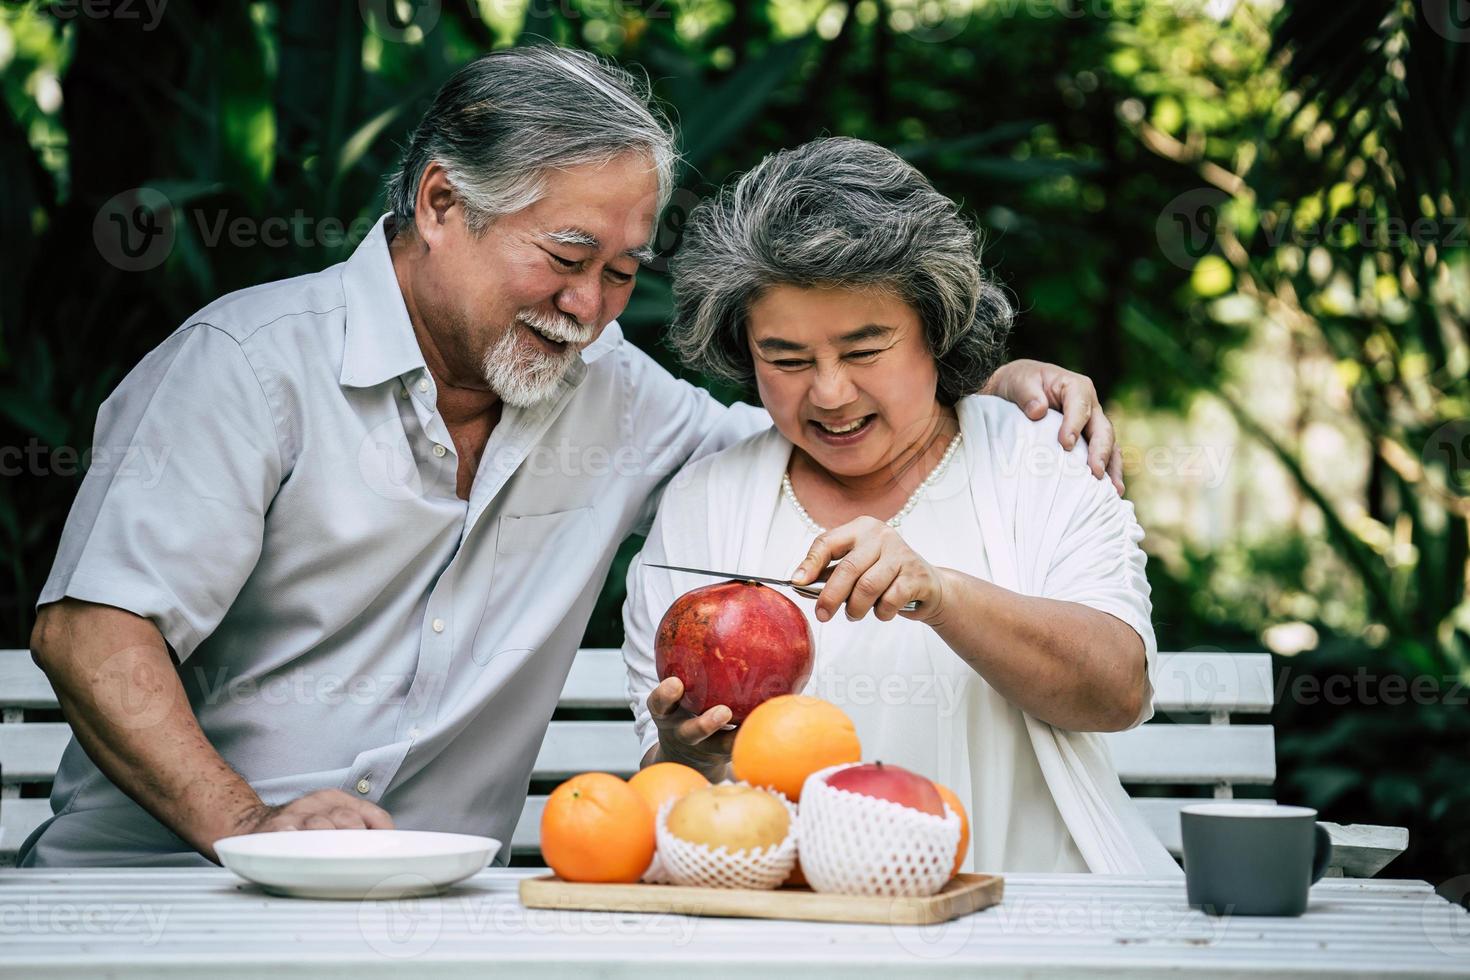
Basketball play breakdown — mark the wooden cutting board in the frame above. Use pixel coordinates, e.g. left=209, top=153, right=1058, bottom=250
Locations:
left=518, top=872, right=1003, bottom=926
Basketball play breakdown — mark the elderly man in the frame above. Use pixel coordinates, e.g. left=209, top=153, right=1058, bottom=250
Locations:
left=22, top=46, right=1122, bottom=867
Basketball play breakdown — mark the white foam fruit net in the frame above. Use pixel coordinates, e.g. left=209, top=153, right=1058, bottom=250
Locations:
left=798, top=763, right=961, bottom=897
left=640, top=849, right=674, bottom=885
left=654, top=783, right=799, bottom=890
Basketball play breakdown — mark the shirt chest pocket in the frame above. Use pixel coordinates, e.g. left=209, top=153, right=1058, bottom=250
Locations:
left=473, top=506, right=601, bottom=665
left=495, top=506, right=596, bottom=555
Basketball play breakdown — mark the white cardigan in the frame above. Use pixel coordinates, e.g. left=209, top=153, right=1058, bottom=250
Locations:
left=622, top=394, right=1182, bottom=875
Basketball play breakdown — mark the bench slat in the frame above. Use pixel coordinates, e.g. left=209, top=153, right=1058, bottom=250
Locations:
left=533, top=721, right=642, bottom=779
left=1150, top=652, right=1274, bottom=713
left=0, top=797, right=51, bottom=866
left=1130, top=797, right=1407, bottom=877
left=0, top=651, right=53, bottom=710
left=1109, top=723, right=1275, bottom=784
left=0, top=723, right=70, bottom=784
left=557, top=648, right=627, bottom=709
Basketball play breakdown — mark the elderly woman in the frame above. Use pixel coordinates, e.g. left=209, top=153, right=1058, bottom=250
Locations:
left=622, top=138, right=1178, bottom=874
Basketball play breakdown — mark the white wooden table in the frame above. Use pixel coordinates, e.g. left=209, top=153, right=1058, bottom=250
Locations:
left=2, top=869, right=1467, bottom=977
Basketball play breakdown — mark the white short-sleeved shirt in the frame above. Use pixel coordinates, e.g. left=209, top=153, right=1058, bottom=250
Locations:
left=22, top=215, right=766, bottom=867
left=763, top=445, right=1087, bottom=872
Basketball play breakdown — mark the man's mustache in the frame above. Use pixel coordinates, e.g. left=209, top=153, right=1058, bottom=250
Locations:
left=516, top=309, right=593, bottom=346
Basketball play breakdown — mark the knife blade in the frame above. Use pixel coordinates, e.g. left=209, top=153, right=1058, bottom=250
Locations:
left=643, top=561, right=920, bottom=613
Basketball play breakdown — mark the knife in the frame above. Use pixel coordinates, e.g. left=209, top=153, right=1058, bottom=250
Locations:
left=645, top=561, right=920, bottom=613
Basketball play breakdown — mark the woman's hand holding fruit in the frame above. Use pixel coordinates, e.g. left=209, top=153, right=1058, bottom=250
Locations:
left=645, top=676, right=735, bottom=781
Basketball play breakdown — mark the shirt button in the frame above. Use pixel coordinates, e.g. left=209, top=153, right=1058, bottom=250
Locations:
left=409, top=727, right=422, bottom=739
left=355, top=778, right=371, bottom=795
left=417, top=378, right=430, bottom=393
left=399, top=386, right=409, bottom=399
left=432, top=618, right=445, bottom=633
left=432, top=444, right=447, bottom=458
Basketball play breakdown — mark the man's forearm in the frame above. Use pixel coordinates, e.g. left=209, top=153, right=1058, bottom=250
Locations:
left=31, top=599, right=264, bottom=862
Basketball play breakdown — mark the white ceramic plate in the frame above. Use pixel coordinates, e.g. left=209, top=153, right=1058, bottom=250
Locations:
left=215, top=829, right=500, bottom=900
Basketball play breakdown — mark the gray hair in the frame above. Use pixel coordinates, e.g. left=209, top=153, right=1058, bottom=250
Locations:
left=386, top=46, right=677, bottom=236
left=669, top=137, right=1012, bottom=404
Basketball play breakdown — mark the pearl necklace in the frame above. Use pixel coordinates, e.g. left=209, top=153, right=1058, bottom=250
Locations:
left=781, top=432, right=963, bottom=534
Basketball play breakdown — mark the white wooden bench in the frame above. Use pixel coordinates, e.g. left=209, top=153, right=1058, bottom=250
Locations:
left=0, top=648, right=1407, bottom=875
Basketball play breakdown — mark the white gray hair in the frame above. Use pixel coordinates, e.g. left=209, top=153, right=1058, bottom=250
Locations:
left=386, top=46, right=677, bottom=236
left=669, top=137, right=1012, bottom=404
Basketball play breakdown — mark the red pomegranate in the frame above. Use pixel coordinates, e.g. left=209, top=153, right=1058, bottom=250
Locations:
left=655, top=580, right=814, bottom=723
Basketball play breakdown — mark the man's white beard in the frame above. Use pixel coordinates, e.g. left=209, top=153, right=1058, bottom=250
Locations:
left=481, top=309, right=593, bottom=408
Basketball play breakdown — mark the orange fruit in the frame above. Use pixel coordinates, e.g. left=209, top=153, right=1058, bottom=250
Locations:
left=935, top=782, right=970, bottom=878
left=540, top=772, right=655, bottom=883
left=731, top=695, right=861, bottom=801
left=628, top=762, right=710, bottom=818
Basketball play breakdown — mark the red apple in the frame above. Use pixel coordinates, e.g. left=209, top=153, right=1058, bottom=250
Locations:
left=655, top=580, right=814, bottom=723
left=825, top=762, right=945, bottom=817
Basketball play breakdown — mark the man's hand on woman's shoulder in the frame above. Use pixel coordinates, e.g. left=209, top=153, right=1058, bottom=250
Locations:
left=983, top=359, right=1124, bottom=494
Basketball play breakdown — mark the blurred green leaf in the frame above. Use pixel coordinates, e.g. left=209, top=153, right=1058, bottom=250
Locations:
left=677, top=39, right=810, bottom=169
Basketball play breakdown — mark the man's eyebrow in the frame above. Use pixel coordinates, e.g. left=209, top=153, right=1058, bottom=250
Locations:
left=755, top=337, right=808, bottom=353
left=546, top=227, right=653, bottom=266
left=545, top=228, right=600, bottom=249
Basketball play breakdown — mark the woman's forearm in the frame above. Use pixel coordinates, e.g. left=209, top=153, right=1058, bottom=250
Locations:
left=924, top=568, right=1147, bottom=732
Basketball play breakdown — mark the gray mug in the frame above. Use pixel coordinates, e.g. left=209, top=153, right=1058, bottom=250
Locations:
left=1181, top=803, right=1332, bottom=916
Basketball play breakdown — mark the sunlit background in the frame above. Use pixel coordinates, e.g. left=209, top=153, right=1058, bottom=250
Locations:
left=2, top=0, right=1466, bottom=887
